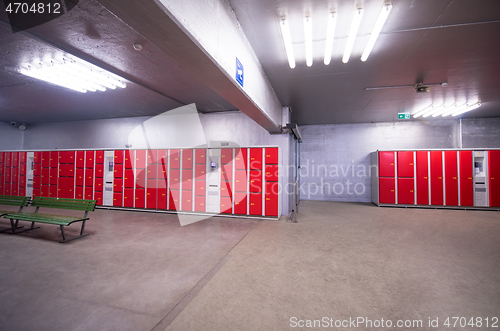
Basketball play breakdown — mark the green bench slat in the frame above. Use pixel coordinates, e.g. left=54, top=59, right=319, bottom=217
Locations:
left=32, top=197, right=96, bottom=211
left=5, top=212, right=87, bottom=226
left=0, top=195, right=30, bottom=207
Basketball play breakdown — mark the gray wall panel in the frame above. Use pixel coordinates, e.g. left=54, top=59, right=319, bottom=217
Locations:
left=0, top=122, right=24, bottom=150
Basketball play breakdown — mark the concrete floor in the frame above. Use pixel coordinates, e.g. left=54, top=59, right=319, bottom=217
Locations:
left=1, top=201, right=499, bottom=330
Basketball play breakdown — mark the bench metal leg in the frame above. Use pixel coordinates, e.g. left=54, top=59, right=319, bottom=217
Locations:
left=0, top=219, right=23, bottom=233
left=59, top=221, right=89, bottom=243
left=7, top=219, right=39, bottom=234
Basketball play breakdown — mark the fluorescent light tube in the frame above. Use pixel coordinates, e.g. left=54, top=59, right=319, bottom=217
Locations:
left=361, top=4, right=392, bottom=62
left=441, top=104, right=467, bottom=117
left=412, top=104, right=433, bottom=118
left=324, top=12, right=337, bottom=65
left=422, top=104, right=446, bottom=118
left=304, top=16, right=313, bottom=67
left=432, top=104, right=457, bottom=117
left=452, top=102, right=481, bottom=116
left=342, top=8, right=363, bottom=64
left=280, top=18, right=296, bottom=69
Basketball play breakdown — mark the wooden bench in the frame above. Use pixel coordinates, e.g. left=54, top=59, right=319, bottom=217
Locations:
left=2, top=197, right=96, bottom=243
left=0, top=195, right=31, bottom=233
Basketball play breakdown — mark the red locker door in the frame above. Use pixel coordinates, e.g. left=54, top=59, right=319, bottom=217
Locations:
left=12, top=168, right=19, bottom=183
left=249, top=148, right=262, bottom=170
left=75, top=186, right=84, bottom=200
left=169, top=150, right=180, bottom=169
left=221, top=180, right=233, bottom=197
left=398, top=178, right=414, bottom=205
left=265, top=165, right=278, bottom=182
left=235, top=170, right=247, bottom=192
left=85, top=151, right=94, bottom=168
left=19, top=176, right=26, bottom=188
left=169, top=169, right=180, bottom=190
left=221, top=149, right=233, bottom=165
left=124, top=150, right=134, bottom=169
left=0, top=151, right=5, bottom=163
left=158, top=161, right=167, bottom=180
left=379, top=178, right=395, bottom=204
left=147, top=188, right=157, bottom=209
left=158, top=188, right=167, bottom=210
left=158, top=150, right=168, bottom=166
left=33, top=188, right=40, bottom=197
left=221, top=164, right=233, bottom=181
left=416, top=151, right=429, bottom=205
left=195, top=180, right=205, bottom=196
left=5, top=183, right=11, bottom=196
left=12, top=152, right=19, bottom=166
left=57, top=177, right=67, bottom=198
left=234, top=193, right=247, bottom=214
left=95, top=150, right=104, bottom=164
left=113, top=178, right=123, bottom=193
left=135, top=188, right=145, bottom=208
left=12, top=186, right=18, bottom=196
left=114, top=150, right=124, bottom=164
left=265, top=148, right=278, bottom=165
left=168, top=190, right=179, bottom=210
left=182, top=169, right=193, bottom=190
left=265, top=182, right=278, bottom=216
left=444, top=151, right=458, bottom=206
left=182, top=149, right=193, bottom=169
left=235, top=148, right=247, bottom=170
left=95, top=164, right=103, bottom=178
left=49, top=151, right=58, bottom=167
left=19, top=188, right=26, bottom=197
left=379, top=151, right=395, bottom=177
left=41, top=151, right=50, bottom=168
left=249, top=193, right=262, bottom=215
left=76, top=151, right=85, bottom=168
left=123, top=188, right=134, bottom=207
left=49, top=185, right=58, bottom=198
left=146, top=149, right=157, bottom=165
left=49, top=168, right=58, bottom=185
left=220, top=197, right=232, bottom=214
left=249, top=171, right=262, bottom=192
left=194, top=195, right=205, bottom=212
left=19, top=163, right=27, bottom=176
left=459, top=151, right=473, bottom=206
left=135, top=169, right=146, bottom=189
left=430, top=151, right=443, bottom=205
left=135, top=150, right=146, bottom=169
left=85, top=169, right=94, bottom=187
left=58, top=151, right=67, bottom=164
left=147, top=164, right=157, bottom=179
left=94, top=191, right=103, bottom=206
left=113, top=192, right=122, bottom=207
left=182, top=190, right=193, bottom=211
left=95, top=177, right=103, bottom=192
left=34, top=163, right=41, bottom=176
left=124, top=169, right=135, bottom=188
left=76, top=168, right=84, bottom=186
left=114, top=164, right=124, bottom=178
left=195, top=164, right=206, bottom=178
left=195, top=149, right=206, bottom=164
left=85, top=186, right=93, bottom=200
left=19, top=152, right=27, bottom=164
left=490, top=150, right=500, bottom=207
left=34, top=152, right=41, bottom=164
left=397, top=151, right=414, bottom=178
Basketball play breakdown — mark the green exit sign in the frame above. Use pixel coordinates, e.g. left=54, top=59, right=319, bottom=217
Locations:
left=398, top=113, right=410, bottom=119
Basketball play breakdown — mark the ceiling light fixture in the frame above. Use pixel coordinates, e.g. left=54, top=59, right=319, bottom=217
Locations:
left=342, top=7, right=363, bottom=64
left=279, top=17, right=296, bottom=69
left=441, top=104, right=467, bottom=117
left=361, top=3, right=392, bottom=62
left=452, top=102, right=481, bottom=116
left=422, top=104, right=446, bottom=118
left=412, top=104, right=434, bottom=118
left=304, top=15, right=313, bottom=67
left=19, top=58, right=126, bottom=93
left=432, top=104, right=457, bottom=117
left=324, top=12, right=337, bottom=65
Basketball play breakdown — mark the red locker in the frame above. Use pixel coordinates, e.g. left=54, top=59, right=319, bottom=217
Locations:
left=113, top=192, right=122, bottom=207
left=49, top=152, right=58, bottom=167
left=146, top=149, right=157, bottom=165
left=195, top=180, right=205, bottom=196
left=265, top=182, right=278, bottom=216
left=135, top=189, right=145, bottom=208
left=19, top=176, right=26, bottom=188
left=0, top=179, right=3, bottom=195
left=379, top=178, right=395, bottom=204
left=265, top=165, right=278, bottom=182
left=490, top=150, right=500, bottom=207
left=57, top=177, right=67, bottom=198
left=430, top=151, right=443, bottom=205
left=265, top=148, right=278, bottom=165
left=95, top=150, right=104, bottom=164
left=41, top=151, right=50, bottom=168
left=234, top=193, right=247, bottom=214
left=221, top=164, right=232, bottom=181
left=125, top=150, right=135, bottom=169
left=5, top=167, right=11, bottom=183
left=12, top=186, right=18, bottom=196
left=5, top=184, right=11, bottom=196
left=95, top=164, right=104, bottom=178
left=195, top=164, right=206, bottom=178
left=249, top=171, right=262, bottom=192
left=58, top=151, right=67, bottom=164
left=49, top=168, right=58, bottom=185
left=158, top=188, right=167, bottom=209
left=33, top=151, right=41, bottom=164
left=181, top=190, right=193, bottom=211
left=235, top=170, right=247, bottom=192
left=397, top=151, right=414, bottom=178
left=85, top=151, right=94, bottom=168
left=135, top=150, right=146, bottom=169
left=168, top=190, right=179, bottom=210
left=124, top=169, right=135, bottom=188
left=12, top=168, right=19, bottom=183
left=398, top=178, right=414, bottom=205
left=85, top=186, right=93, bottom=200
left=94, top=191, right=103, bottom=206
left=170, top=150, right=180, bottom=169
left=147, top=188, right=157, bottom=209
left=85, top=169, right=94, bottom=187
left=444, top=151, right=458, bottom=206
left=249, top=148, right=263, bottom=170
left=157, top=176, right=167, bottom=189
left=0, top=152, right=5, bottom=163
left=169, top=169, right=180, bottom=189
left=33, top=176, right=40, bottom=189
left=220, top=197, right=232, bottom=214
left=182, top=149, right=193, bottom=168
left=158, top=150, right=168, bottom=165
left=113, top=178, right=123, bottom=192
left=114, top=163, right=124, bottom=178
left=221, top=149, right=233, bottom=165
left=49, top=185, right=57, bottom=198
left=379, top=151, right=395, bottom=177
left=249, top=193, right=262, bottom=215
left=146, top=179, right=157, bottom=190
left=95, top=177, right=103, bottom=192
left=135, top=169, right=146, bottom=189
left=182, top=169, right=193, bottom=190
left=221, top=181, right=233, bottom=197
left=459, top=151, right=474, bottom=206
left=194, top=195, right=205, bottom=212
left=114, top=150, right=124, bottom=164
left=12, top=152, right=19, bottom=165
left=416, top=151, right=429, bottom=205
left=235, top=148, right=247, bottom=170
left=158, top=161, right=167, bottom=180
left=75, top=186, right=84, bottom=200
left=33, top=188, right=40, bottom=197
left=124, top=188, right=134, bottom=207
left=19, top=152, right=27, bottom=164
left=147, top=164, right=157, bottom=179
left=76, top=151, right=85, bottom=168
left=34, top=163, right=41, bottom=176
left=195, top=149, right=206, bottom=164
left=19, top=188, right=25, bottom=197
left=76, top=168, right=84, bottom=186
left=19, top=163, right=27, bottom=176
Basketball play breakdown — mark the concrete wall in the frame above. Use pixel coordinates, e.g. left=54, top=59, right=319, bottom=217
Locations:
left=0, top=122, right=24, bottom=150
left=299, top=118, right=500, bottom=202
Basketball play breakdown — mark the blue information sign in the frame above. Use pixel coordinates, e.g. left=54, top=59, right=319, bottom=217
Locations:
left=236, top=57, right=244, bottom=87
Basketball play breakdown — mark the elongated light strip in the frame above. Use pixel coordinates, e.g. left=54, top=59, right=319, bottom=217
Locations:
left=361, top=4, right=392, bottom=62
left=342, top=8, right=363, bottom=64
left=422, top=104, right=446, bottom=118
left=280, top=18, right=296, bottom=69
left=304, top=16, right=313, bottom=67
left=432, top=104, right=457, bottom=117
left=441, top=104, right=467, bottom=117
left=452, top=102, right=481, bottom=116
left=324, top=12, right=337, bottom=65
left=19, top=59, right=126, bottom=93
left=412, top=104, right=433, bottom=118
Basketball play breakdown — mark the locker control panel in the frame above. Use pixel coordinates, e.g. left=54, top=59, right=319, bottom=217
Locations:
left=103, top=151, right=114, bottom=206
left=473, top=151, right=488, bottom=207
left=206, top=149, right=220, bottom=213
left=26, top=152, right=34, bottom=197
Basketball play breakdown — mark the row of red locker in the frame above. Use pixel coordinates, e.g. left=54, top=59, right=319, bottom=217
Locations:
left=374, top=150, right=500, bottom=207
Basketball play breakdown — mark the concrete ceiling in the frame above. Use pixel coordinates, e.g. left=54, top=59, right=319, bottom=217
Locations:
left=1, top=0, right=499, bottom=126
